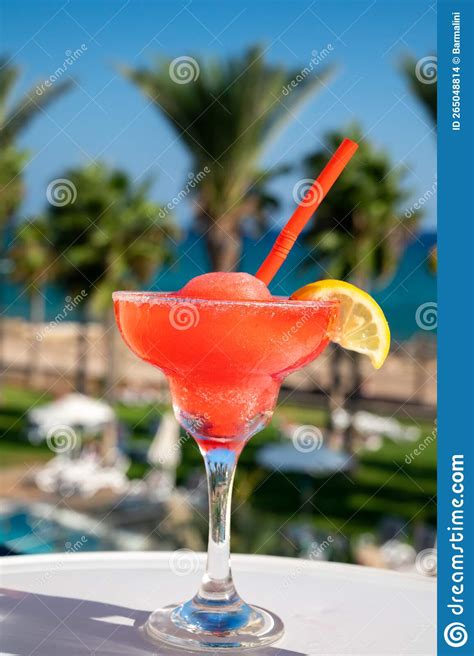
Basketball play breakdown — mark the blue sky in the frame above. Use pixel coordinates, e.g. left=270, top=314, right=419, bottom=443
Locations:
left=2, top=0, right=437, bottom=229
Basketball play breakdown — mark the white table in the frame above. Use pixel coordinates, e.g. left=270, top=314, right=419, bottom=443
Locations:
left=0, top=552, right=436, bottom=655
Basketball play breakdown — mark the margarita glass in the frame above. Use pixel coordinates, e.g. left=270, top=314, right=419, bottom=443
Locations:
left=113, top=291, right=338, bottom=650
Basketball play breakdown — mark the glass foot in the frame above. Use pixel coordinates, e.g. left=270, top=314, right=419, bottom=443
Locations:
left=144, top=594, right=284, bottom=651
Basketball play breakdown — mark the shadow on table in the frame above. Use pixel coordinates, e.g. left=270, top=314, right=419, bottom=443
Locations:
left=0, top=588, right=307, bottom=656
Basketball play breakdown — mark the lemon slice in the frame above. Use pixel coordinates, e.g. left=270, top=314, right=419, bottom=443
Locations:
left=291, top=280, right=390, bottom=369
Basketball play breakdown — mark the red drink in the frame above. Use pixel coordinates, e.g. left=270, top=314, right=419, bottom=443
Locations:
left=113, top=293, right=338, bottom=450
left=113, top=277, right=339, bottom=649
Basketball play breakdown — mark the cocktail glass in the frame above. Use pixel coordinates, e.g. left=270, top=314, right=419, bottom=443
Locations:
left=113, top=291, right=338, bottom=651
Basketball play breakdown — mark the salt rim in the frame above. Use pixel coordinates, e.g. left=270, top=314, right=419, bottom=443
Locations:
left=112, top=290, right=339, bottom=309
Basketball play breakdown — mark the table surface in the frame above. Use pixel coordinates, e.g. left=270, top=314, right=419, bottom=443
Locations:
left=0, top=551, right=436, bottom=656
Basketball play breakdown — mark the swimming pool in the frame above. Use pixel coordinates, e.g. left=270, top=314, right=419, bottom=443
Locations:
left=0, top=501, right=147, bottom=555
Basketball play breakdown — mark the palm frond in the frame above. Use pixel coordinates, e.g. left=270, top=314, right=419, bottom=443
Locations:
left=400, top=54, right=437, bottom=124
left=0, top=57, right=20, bottom=116
left=13, top=162, right=176, bottom=316
left=121, top=46, right=332, bottom=220
left=0, top=145, right=28, bottom=223
left=302, top=123, right=422, bottom=286
left=0, top=77, right=74, bottom=145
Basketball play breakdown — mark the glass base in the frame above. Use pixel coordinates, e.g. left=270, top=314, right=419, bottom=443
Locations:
left=144, top=594, right=284, bottom=651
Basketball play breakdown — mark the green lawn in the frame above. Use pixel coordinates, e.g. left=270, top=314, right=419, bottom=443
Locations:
left=0, top=384, right=436, bottom=558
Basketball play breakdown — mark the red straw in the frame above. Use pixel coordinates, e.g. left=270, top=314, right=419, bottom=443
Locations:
left=256, top=138, right=358, bottom=285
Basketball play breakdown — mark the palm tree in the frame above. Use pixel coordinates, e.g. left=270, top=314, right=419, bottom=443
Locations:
left=302, top=125, right=422, bottom=448
left=304, top=125, right=420, bottom=286
left=0, top=56, right=73, bottom=370
left=9, top=219, right=52, bottom=381
left=19, top=163, right=174, bottom=396
left=0, top=147, right=26, bottom=223
left=400, top=53, right=437, bottom=278
left=121, top=46, right=333, bottom=271
left=400, top=54, right=437, bottom=125
left=0, top=56, right=74, bottom=226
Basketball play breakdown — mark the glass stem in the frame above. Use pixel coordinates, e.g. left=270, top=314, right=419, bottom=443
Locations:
left=198, top=446, right=240, bottom=603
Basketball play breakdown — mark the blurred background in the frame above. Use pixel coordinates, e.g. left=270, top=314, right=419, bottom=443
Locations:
left=0, top=0, right=436, bottom=575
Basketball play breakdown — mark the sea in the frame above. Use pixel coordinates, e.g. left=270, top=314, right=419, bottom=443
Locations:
left=3, top=230, right=437, bottom=342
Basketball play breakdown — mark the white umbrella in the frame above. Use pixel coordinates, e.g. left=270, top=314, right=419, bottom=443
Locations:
left=28, top=393, right=115, bottom=437
left=147, top=411, right=181, bottom=469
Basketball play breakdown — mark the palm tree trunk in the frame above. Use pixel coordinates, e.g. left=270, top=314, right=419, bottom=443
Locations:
left=205, top=224, right=242, bottom=272
left=1, top=218, right=17, bottom=386
left=348, top=352, right=363, bottom=400
left=103, top=308, right=118, bottom=401
left=327, top=346, right=358, bottom=455
left=0, top=226, right=10, bottom=378
left=0, top=300, right=5, bottom=378
left=327, top=345, right=346, bottom=449
left=75, top=309, right=88, bottom=394
left=29, top=290, right=45, bottom=384
left=341, top=276, right=369, bottom=453
left=346, top=275, right=367, bottom=403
